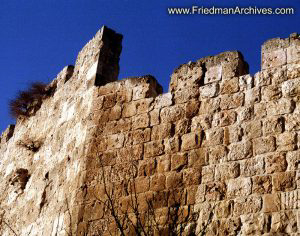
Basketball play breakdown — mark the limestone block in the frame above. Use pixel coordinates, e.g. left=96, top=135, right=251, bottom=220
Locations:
left=227, top=140, right=252, bottom=161
left=267, top=98, right=295, bottom=116
left=276, top=132, right=297, bottom=152
left=244, top=87, right=261, bottom=105
left=191, top=114, right=212, bottom=131
left=212, top=110, right=237, bottom=127
left=185, top=99, right=200, bottom=118
left=138, top=159, right=156, bottom=176
left=186, top=185, right=198, bottom=205
left=215, top=162, right=240, bottom=181
left=287, top=63, right=300, bottom=80
left=253, top=136, right=276, bottom=155
left=285, top=114, right=300, bottom=131
left=204, top=181, right=226, bottom=201
left=204, top=65, right=222, bottom=84
left=149, top=108, right=160, bottom=126
left=150, top=174, right=166, bottom=191
left=164, top=136, right=180, bottom=154
left=183, top=168, right=201, bottom=186
left=160, top=104, right=185, bottom=123
left=117, top=144, right=143, bottom=161
left=240, top=213, right=271, bottom=235
left=220, top=93, right=244, bottom=110
left=282, top=78, right=300, bottom=97
left=281, top=189, right=300, bottom=210
left=208, top=145, right=227, bottom=164
left=273, top=171, right=296, bottom=192
left=157, top=155, right=171, bottom=173
left=132, top=113, right=149, bottom=129
left=166, top=172, right=183, bottom=189
left=227, top=177, right=252, bottom=198
left=215, top=200, right=234, bottom=218
left=153, top=92, right=173, bottom=109
left=181, top=132, right=200, bottom=151
left=270, top=211, right=298, bottom=234
left=287, top=44, right=300, bottom=64
left=252, top=175, right=272, bottom=194
left=254, top=102, right=267, bottom=119
left=240, top=156, right=264, bottom=177
left=265, top=152, right=287, bottom=174
left=263, top=193, right=281, bottom=213
left=262, top=85, right=282, bottom=101
left=234, top=195, right=262, bottom=216
left=201, top=165, right=215, bottom=183
left=199, top=98, right=220, bottom=115
left=151, top=123, right=173, bottom=140
left=0, top=125, right=15, bottom=144
left=242, top=120, right=262, bottom=139
left=254, top=71, right=271, bottom=87
left=286, top=150, right=300, bottom=171
left=223, top=125, right=243, bottom=145
left=262, top=48, right=287, bottom=70
left=130, top=76, right=162, bottom=101
left=135, top=98, right=154, bottom=114
left=202, top=127, right=224, bottom=147
left=132, top=176, right=150, bottom=194
left=239, top=74, right=253, bottom=91
left=175, top=119, right=190, bottom=135
left=263, top=116, right=284, bottom=135
left=106, top=133, right=125, bottom=150
left=171, top=152, right=188, bottom=171
left=220, top=77, right=239, bottom=94
left=199, top=83, right=219, bottom=98
left=102, top=93, right=116, bottom=109
left=131, top=128, right=151, bottom=145
left=173, top=85, right=199, bottom=104
left=144, top=140, right=164, bottom=158
left=188, top=148, right=208, bottom=168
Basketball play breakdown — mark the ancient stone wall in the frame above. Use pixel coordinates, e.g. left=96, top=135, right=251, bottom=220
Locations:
left=0, top=27, right=299, bottom=235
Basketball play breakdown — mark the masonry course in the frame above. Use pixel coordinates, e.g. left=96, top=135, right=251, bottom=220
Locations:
left=0, top=26, right=299, bottom=235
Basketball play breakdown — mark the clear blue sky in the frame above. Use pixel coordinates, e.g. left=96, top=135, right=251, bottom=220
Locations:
left=0, top=0, right=299, bottom=132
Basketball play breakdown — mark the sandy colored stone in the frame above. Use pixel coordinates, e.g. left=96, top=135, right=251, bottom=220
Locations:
left=253, top=136, right=276, bottom=155
left=263, top=193, right=281, bottom=213
left=227, top=177, right=252, bottom=198
left=252, top=175, right=272, bottom=194
left=273, top=171, right=296, bottom=191
left=265, top=152, right=287, bottom=174
left=144, top=140, right=164, bottom=158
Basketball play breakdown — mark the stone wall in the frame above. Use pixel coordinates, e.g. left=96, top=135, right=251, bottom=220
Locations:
left=0, top=27, right=299, bottom=235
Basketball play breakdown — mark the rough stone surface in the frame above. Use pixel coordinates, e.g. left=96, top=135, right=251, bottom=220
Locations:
left=0, top=29, right=299, bottom=235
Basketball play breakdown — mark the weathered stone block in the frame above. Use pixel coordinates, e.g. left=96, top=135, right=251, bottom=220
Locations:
left=262, top=48, right=287, bottom=70
left=215, top=200, right=234, bottom=218
left=263, top=116, right=284, bottom=135
left=199, top=98, right=220, bottom=115
left=273, top=171, right=296, bottom=192
left=185, top=99, right=200, bottom=118
left=245, top=87, right=261, bottom=105
left=131, top=128, right=151, bottom=145
left=213, top=110, right=237, bottom=127
left=122, top=102, right=137, bottom=118
left=234, top=196, right=262, bottom=216
left=117, top=144, right=143, bottom=161
left=215, top=162, right=240, bottom=181
left=223, top=125, right=243, bottom=145
left=157, top=155, right=170, bottom=173
left=242, top=120, right=262, bottom=139
left=149, top=108, right=160, bottom=126
left=171, top=152, right=188, bottom=171
left=204, top=181, right=227, bottom=201
left=220, top=77, right=239, bottom=95
left=263, top=193, right=281, bottom=213
left=173, top=86, right=199, bottom=104
left=253, top=136, right=276, bottom=155
left=267, top=98, right=295, bottom=116
left=270, top=211, right=297, bottom=234
left=151, top=123, right=173, bottom=140
left=240, top=213, right=271, bottom=235
left=150, top=174, right=166, bottom=191
left=276, top=132, right=296, bottom=152
left=144, top=140, right=164, bottom=158
left=262, top=85, right=282, bottom=101
left=153, top=92, right=173, bottom=109
left=135, top=98, right=154, bottom=114
left=285, top=114, right=300, bottom=131
left=227, top=140, right=252, bottom=161
left=204, top=65, right=222, bottom=84
left=201, top=165, right=215, bottom=183
left=188, top=148, right=208, bottom=168
left=132, top=113, right=149, bottom=129
left=227, top=177, right=252, bottom=198
left=191, top=114, right=212, bottom=131
left=164, top=136, right=180, bottom=154
left=132, top=176, right=150, bottom=194
left=281, top=189, right=300, bottom=210
left=203, top=127, right=224, bottom=147
left=239, top=74, right=253, bottom=91
left=106, top=133, right=125, bottom=150
left=286, top=150, right=300, bottom=171
left=183, top=168, right=201, bottom=186
left=138, top=159, right=156, bottom=176
left=181, top=132, right=200, bottom=151
left=265, top=152, right=287, bottom=174
left=240, top=156, right=264, bottom=177
left=166, top=172, right=183, bottom=189
left=254, top=102, right=267, bottom=119
left=199, top=83, right=219, bottom=98
left=252, top=175, right=272, bottom=194
left=220, top=93, right=244, bottom=110
left=160, top=105, right=185, bottom=123
left=175, top=119, right=191, bottom=135
left=208, top=145, right=227, bottom=164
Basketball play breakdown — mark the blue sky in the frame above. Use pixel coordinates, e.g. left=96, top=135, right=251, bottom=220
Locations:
left=0, top=0, right=299, bottom=132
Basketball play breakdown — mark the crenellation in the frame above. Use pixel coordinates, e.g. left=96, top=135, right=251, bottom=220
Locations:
left=0, top=27, right=299, bottom=235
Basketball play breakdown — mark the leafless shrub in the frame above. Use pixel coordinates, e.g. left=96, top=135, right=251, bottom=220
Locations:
left=17, top=138, right=43, bottom=152
left=90, top=157, right=213, bottom=236
left=9, top=82, right=56, bottom=119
